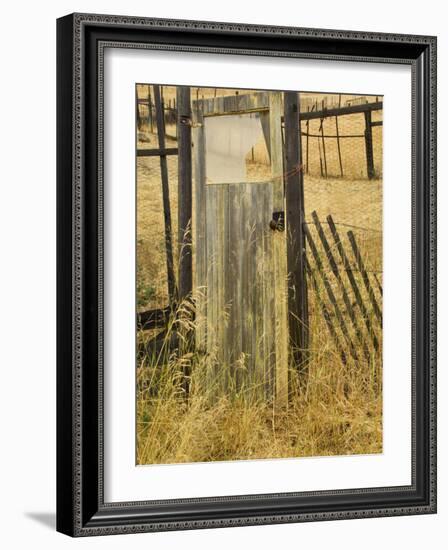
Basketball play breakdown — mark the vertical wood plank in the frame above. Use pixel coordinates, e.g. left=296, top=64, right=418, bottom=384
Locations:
left=320, top=112, right=328, bottom=178
left=305, top=107, right=310, bottom=175
left=206, top=185, right=229, bottom=393
left=177, top=87, right=193, bottom=303
left=228, top=183, right=274, bottom=398
left=148, top=85, right=153, bottom=133
left=364, top=110, right=375, bottom=179
left=228, top=184, right=243, bottom=390
left=239, top=187, right=254, bottom=392
left=318, top=133, right=324, bottom=177
left=136, top=86, right=142, bottom=130
left=336, top=94, right=344, bottom=177
left=269, top=92, right=289, bottom=406
left=192, top=101, right=207, bottom=350
left=258, top=184, right=275, bottom=397
left=153, top=84, right=177, bottom=305
left=284, top=91, right=309, bottom=381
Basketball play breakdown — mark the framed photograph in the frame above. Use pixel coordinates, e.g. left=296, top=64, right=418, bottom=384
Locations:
left=56, top=13, right=437, bottom=536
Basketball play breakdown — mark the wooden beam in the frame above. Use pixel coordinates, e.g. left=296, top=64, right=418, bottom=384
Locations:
left=192, top=96, right=207, bottom=352
left=301, top=132, right=364, bottom=139
left=147, top=86, right=153, bottom=133
left=364, top=111, right=375, bottom=179
left=136, top=147, right=178, bottom=157
left=335, top=94, right=344, bottom=177
left=269, top=92, right=288, bottom=407
left=153, top=85, right=177, bottom=305
left=284, top=91, right=309, bottom=376
left=176, top=87, right=193, bottom=303
left=189, top=92, right=382, bottom=122
left=319, top=108, right=328, bottom=178
left=298, top=101, right=383, bottom=121
left=305, top=107, right=310, bottom=174
left=196, top=94, right=382, bottom=122
left=136, top=87, right=143, bottom=130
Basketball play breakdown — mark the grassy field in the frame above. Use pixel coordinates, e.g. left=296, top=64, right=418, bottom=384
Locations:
left=136, top=304, right=382, bottom=464
left=136, top=87, right=383, bottom=465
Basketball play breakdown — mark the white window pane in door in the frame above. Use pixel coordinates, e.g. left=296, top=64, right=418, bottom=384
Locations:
left=204, top=113, right=271, bottom=184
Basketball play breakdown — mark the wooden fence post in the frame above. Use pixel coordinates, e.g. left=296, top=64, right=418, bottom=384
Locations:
left=153, top=85, right=177, bottom=305
left=306, top=107, right=310, bottom=174
left=320, top=101, right=328, bottom=178
left=364, top=110, right=375, bottom=179
left=269, top=92, right=289, bottom=407
left=176, top=87, right=193, bottom=303
left=148, top=86, right=153, bottom=133
left=284, top=91, right=309, bottom=377
left=136, top=87, right=143, bottom=130
left=335, top=94, right=344, bottom=177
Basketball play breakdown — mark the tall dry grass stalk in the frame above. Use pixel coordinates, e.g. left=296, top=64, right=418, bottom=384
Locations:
left=136, top=289, right=382, bottom=465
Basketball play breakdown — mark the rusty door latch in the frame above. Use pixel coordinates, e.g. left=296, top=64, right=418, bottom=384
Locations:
left=269, top=211, right=285, bottom=232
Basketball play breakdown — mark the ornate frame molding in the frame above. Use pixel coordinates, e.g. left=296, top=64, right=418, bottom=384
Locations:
left=57, top=13, right=437, bottom=536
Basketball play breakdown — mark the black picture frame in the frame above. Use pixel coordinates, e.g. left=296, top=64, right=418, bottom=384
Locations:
left=57, top=13, right=437, bottom=536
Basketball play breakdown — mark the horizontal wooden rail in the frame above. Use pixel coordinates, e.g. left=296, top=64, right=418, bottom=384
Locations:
left=137, top=98, right=177, bottom=110
left=137, top=147, right=178, bottom=157
left=297, top=101, right=383, bottom=121
left=139, top=94, right=382, bottom=121
left=199, top=101, right=382, bottom=121
left=301, top=132, right=365, bottom=139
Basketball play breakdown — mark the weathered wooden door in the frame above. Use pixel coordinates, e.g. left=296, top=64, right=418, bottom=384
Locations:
left=193, top=92, right=288, bottom=404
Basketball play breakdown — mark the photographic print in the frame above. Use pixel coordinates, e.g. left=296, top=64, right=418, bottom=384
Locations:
left=136, top=85, right=383, bottom=465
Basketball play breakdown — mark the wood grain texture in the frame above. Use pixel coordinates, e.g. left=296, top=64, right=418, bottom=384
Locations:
left=269, top=92, right=289, bottom=406
left=203, top=182, right=276, bottom=397
left=177, top=87, right=193, bottom=302
left=194, top=92, right=284, bottom=400
left=201, top=92, right=270, bottom=117
left=284, top=92, right=309, bottom=376
left=192, top=101, right=207, bottom=350
left=364, top=110, right=375, bottom=179
left=154, top=85, right=177, bottom=304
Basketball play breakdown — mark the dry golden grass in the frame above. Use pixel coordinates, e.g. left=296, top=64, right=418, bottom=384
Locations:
left=136, top=298, right=382, bottom=465
left=136, top=88, right=383, bottom=465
